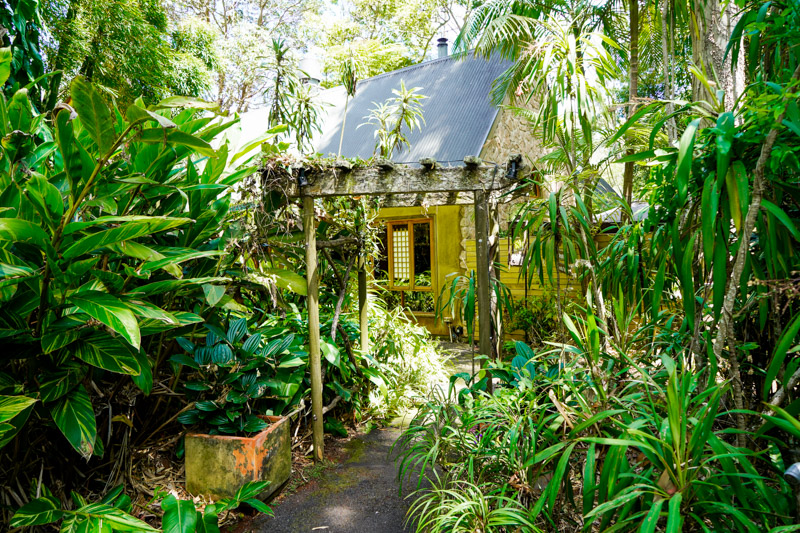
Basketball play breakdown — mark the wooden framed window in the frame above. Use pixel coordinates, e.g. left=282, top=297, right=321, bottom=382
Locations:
left=376, top=218, right=434, bottom=292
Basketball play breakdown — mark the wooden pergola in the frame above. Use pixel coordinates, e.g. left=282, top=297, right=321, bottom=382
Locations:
left=291, top=155, right=527, bottom=460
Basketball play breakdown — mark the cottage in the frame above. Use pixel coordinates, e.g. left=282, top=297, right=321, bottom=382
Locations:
left=309, top=42, right=584, bottom=337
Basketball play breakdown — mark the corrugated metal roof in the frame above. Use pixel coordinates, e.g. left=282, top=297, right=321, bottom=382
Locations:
left=313, top=52, right=512, bottom=163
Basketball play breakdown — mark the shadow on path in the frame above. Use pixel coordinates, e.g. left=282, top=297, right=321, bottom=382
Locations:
left=254, top=428, right=418, bottom=533
left=253, top=341, right=472, bottom=533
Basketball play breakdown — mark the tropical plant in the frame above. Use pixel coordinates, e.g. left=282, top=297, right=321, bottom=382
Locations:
left=361, top=81, right=426, bottom=158
left=1, top=0, right=50, bottom=107
left=288, top=82, right=325, bottom=154
left=337, top=54, right=358, bottom=158
left=175, top=317, right=306, bottom=435
left=0, top=66, right=280, bottom=460
left=505, top=293, right=560, bottom=346
left=266, top=38, right=298, bottom=128
left=10, top=480, right=272, bottom=531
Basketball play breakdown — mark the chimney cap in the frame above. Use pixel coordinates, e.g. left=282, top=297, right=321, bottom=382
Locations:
left=437, top=37, right=448, bottom=59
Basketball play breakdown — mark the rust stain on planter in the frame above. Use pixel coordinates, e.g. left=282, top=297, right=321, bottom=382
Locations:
left=185, top=415, right=291, bottom=500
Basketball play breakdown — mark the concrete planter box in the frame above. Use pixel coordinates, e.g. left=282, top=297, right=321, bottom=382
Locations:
left=185, top=415, right=291, bottom=500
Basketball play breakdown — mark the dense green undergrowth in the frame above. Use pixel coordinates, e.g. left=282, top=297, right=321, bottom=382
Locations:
left=0, top=47, right=447, bottom=532
left=394, top=0, right=800, bottom=531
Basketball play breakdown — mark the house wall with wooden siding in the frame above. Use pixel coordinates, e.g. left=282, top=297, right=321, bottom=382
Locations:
left=377, top=206, right=619, bottom=340
left=462, top=238, right=584, bottom=340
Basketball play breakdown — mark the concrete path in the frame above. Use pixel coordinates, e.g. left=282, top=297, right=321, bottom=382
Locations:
left=252, top=342, right=475, bottom=533
left=254, top=428, right=415, bottom=532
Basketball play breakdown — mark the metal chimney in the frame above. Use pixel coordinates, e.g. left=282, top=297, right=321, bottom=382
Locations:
left=299, top=56, right=322, bottom=86
left=437, top=37, right=448, bottom=59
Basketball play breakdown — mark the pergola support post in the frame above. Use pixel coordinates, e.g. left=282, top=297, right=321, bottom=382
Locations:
left=358, top=256, right=369, bottom=353
left=474, top=189, right=493, bottom=394
left=303, top=195, right=324, bottom=462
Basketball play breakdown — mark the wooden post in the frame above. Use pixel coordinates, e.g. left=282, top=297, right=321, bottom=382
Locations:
left=358, top=255, right=369, bottom=353
left=303, top=196, right=324, bottom=461
left=474, top=189, right=493, bottom=394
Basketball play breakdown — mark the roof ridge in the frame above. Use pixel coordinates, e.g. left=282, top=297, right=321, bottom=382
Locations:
left=359, top=50, right=474, bottom=84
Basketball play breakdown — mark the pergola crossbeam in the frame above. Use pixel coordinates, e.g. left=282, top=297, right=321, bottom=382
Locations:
left=297, top=155, right=527, bottom=461
left=291, top=158, right=522, bottom=199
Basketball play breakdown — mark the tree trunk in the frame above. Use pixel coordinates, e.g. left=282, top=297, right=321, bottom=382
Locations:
left=714, top=63, right=800, bottom=442
left=661, top=0, right=677, bottom=142
left=53, top=0, right=80, bottom=74
left=622, top=0, right=639, bottom=207
left=691, top=0, right=745, bottom=110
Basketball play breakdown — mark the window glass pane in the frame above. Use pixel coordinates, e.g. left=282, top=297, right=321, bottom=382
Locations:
left=413, top=222, right=431, bottom=286
left=392, top=223, right=410, bottom=286
left=405, top=291, right=435, bottom=312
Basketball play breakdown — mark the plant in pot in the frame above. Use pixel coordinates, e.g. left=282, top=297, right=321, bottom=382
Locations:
left=173, top=317, right=304, bottom=500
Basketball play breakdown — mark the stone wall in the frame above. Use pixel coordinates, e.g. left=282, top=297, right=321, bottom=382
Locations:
left=479, top=98, right=544, bottom=168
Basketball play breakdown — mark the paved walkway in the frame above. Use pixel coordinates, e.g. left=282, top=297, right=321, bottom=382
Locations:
left=253, top=343, right=474, bottom=533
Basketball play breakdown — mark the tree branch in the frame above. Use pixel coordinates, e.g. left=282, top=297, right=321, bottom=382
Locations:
left=713, top=63, right=800, bottom=431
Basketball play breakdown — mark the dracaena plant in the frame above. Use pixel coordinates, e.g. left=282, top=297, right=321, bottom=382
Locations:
left=9, top=480, right=272, bottom=532
left=0, top=51, right=280, bottom=459
left=174, top=317, right=308, bottom=435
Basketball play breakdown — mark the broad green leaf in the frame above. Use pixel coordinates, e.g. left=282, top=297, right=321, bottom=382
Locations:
left=675, top=119, right=701, bottom=204
left=69, top=291, right=140, bottom=349
left=247, top=269, right=307, bottom=296
left=0, top=262, right=35, bottom=287
left=715, top=112, right=735, bottom=183
left=125, top=300, right=179, bottom=324
left=49, top=385, right=97, bottom=459
left=231, top=125, right=287, bottom=164
left=131, top=349, right=153, bottom=395
left=0, top=218, right=50, bottom=248
left=701, top=176, right=718, bottom=261
left=71, top=76, right=116, bottom=154
left=55, top=107, right=81, bottom=186
left=726, top=162, right=748, bottom=231
left=73, top=334, right=142, bottom=375
left=27, top=175, right=64, bottom=219
left=109, top=240, right=181, bottom=278
left=763, top=312, right=800, bottom=400
left=9, top=496, right=64, bottom=527
left=39, top=369, right=85, bottom=402
left=72, top=502, right=157, bottom=531
left=762, top=199, right=800, bottom=241
left=639, top=499, right=664, bottom=533
left=665, top=492, right=683, bottom=533
left=138, top=128, right=217, bottom=157
left=0, top=47, right=11, bottom=86
left=321, top=341, right=341, bottom=368
left=202, top=284, right=226, bottom=306
left=0, top=403, right=34, bottom=450
left=161, top=495, right=198, bottom=533
left=0, top=395, right=37, bottom=423
left=7, top=88, right=32, bottom=131
left=154, top=96, right=221, bottom=111
left=64, top=215, right=189, bottom=235
left=61, top=217, right=192, bottom=260
left=139, top=250, right=224, bottom=277
left=126, top=103, right=177, bottom=128
left=125, top=277, right=229, bottom=297
left=197, top=504, right=220, bottom=533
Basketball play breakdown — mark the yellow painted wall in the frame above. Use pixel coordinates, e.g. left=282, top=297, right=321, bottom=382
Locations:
left=377, top=205, right=463, bottom=336
left=377, top=205, right=619, bottom=339
left=464, top=239, right=584, bottom=340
